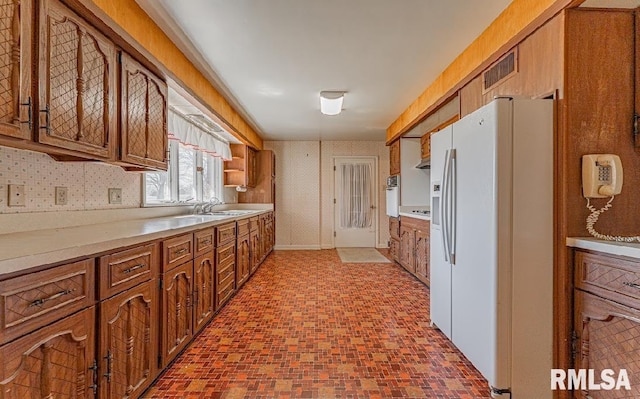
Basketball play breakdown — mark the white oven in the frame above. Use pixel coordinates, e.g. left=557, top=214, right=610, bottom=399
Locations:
left=385, top=175, right=400, bottom=217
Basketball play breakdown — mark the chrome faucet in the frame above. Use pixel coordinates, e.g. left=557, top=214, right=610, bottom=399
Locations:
left=193, top=197, right=223, bottom=214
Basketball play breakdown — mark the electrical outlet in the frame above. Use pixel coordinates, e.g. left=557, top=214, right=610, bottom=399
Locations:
left=8, top=184, right=25, bottom=207
left=55, top=186, right=68, bottom=205
left=108, top=188, right=122, bottom=204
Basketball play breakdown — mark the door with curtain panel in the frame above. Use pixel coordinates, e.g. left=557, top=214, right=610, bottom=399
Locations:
left=334, top=157, right=377, bottom=247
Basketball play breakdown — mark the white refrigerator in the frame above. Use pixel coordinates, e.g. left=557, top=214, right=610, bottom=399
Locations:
left=430, top=98, right=553, bottom=398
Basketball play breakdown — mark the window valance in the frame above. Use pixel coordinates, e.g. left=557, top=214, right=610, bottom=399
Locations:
left=168, top=110, right=232, bottom=160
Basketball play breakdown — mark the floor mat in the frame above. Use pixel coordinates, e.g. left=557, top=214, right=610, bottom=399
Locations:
left=336, top=247, right=391, bottom=263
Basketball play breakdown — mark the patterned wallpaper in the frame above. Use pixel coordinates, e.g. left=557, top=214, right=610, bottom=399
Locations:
left=264, top=140, right=390, bottom=249
left=0, top=146, right=141, bottom=213
left=264, top=141, right=321, bottom=249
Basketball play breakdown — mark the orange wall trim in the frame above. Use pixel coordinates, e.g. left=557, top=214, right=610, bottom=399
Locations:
left=89, top=0, right=263, bottom=149
left=386, top=0, right=572, bottom=143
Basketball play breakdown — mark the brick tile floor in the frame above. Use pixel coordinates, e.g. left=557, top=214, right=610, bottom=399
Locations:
left=144, top=250, right=490, bottom=398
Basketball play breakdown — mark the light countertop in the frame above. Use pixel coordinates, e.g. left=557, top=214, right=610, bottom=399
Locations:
left=398, top=205, right=431, bottom=221
left=567, top=237, right=640, bottom=260
left=0, top=210, right=268, bottom=278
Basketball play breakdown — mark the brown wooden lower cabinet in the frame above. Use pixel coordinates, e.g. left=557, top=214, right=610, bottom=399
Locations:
left=397, top=216, right=430, bottom=286
left=250, top=228, right=260, bottom=274
left=216, top=222, right=237, bottom=310
left=573, top=250, right=640, bottom=398
left=0, top=306, right=95, bottom=398
left=99, top=280, right=157, bottom=399
left=0, top=211, right=276, bottom=399
left=389, top=238, right=400, bottom=262
left=160, top=261, right=193, bottom=368
left=399, top=224, right=416, bottom=273
left=414, top=229, right=430, bottom=285
left=193, top=252, right=215, bottom=333
left=574, top=290, right=640, bottom=398
left=237, top=232, right=250, bottom=288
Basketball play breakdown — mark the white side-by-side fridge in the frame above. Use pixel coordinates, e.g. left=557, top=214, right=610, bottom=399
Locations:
left=430, top=98, right=554, bottom=398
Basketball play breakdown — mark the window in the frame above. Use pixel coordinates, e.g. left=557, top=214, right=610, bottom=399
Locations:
left=144, top=141, right=224, bottom=205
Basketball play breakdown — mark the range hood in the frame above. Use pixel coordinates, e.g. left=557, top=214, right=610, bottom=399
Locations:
left=415, top=158, right=430, bottom=169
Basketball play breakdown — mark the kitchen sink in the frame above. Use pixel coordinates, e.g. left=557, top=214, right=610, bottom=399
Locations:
left=203, top=210, right=258, bottom=216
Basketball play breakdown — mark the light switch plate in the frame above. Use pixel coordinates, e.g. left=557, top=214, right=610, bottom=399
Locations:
left=55, top=186, right=68, bottom=205
left=8, top=184, right=25, bottom=207
left=108, top=188, right=122, bottom=204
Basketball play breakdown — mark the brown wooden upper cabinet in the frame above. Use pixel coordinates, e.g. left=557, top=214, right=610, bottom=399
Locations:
left=119, top=52, right=168, bottom=171
left=225, top=144, right=257, bottom=187
left=37, top=0, right=117, bottom=160
left=420, top=132, right=431, bottom=160
left=389, top=139, right=400, bottom=175
left=0, top=0, right=32, bottom=141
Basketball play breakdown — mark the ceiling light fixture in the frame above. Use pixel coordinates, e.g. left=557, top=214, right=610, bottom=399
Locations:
left=320, top=91, right=345, bottom=116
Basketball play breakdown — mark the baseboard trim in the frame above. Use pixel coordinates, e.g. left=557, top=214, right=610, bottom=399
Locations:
left=274, top=245, right=321, bottom=250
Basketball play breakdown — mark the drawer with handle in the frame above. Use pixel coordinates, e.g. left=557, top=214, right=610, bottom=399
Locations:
left=99, top=243, right=157, bottom=300
left=216, top=241, right=236, bottom=265
left=249, top=216, right=259, bottom=232
left=576, top=250, right=640, bottom=307
left=162, top=233, right=193, bottom=272
left=194, top=228, right=214, bottom=258
left=216, top=279, right=235, bottom=309
left=0, top=259, right=95, bottom=344
left=216, top=222, right=236, bottom=246
left=237, top=219, right=250, bottom=237
left=217, top=260, right=235, bottom=287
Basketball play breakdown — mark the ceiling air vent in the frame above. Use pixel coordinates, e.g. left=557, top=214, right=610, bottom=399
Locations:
left=482, top=48, right=518, bottom=93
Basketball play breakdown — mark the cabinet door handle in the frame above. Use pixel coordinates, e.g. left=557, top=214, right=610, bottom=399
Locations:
left=174, top=248, right=188, bottom=256
left=20, top=97, right=32, bottom=129
left=30, top=288, right=76, bottom=307
left=201, top=239, right=212, bottom=246
left=623, top=281, right=640, bottom=290
left=122, top=263, right=146, bottom=274
left=40, top=104, right=51, bottom=134
left=103, top=350, right=112, bottom=383
left=88, top=359, right=98, bottom=395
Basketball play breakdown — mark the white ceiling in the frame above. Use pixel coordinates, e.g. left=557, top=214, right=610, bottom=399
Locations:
left=137, top=0, right=512, bottom=141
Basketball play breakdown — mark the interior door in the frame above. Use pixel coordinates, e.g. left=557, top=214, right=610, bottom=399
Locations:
left=334, top=157, right=377, bottom=248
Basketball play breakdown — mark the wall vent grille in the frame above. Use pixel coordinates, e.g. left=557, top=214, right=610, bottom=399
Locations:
left=482, top=49, right=517, bottom=92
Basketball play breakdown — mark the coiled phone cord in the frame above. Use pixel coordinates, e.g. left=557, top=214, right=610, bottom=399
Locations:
left=586, top=196, right=640, bottom=242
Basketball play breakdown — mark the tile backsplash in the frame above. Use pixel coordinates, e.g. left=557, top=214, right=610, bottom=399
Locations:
left=0, top=146, right=141, bottom=213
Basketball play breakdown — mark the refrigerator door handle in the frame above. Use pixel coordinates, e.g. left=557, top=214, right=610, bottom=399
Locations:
left=449, top=149, right=457, bottom=265
left=441, top=149, right=451, bottom=263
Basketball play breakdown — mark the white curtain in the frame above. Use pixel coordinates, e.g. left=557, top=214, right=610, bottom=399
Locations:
left=168, top=110, right=232, bottom=160
left=340, top=163, right=373, bottom=229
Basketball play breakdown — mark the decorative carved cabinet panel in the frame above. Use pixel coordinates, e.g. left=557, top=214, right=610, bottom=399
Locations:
left=389, top=139, right=400, bottom=176
left=160, top=261, right=192, bottom=367
left=249, top=228, right=260, bottom=274
left=266, top=220, right=274, bottom=255
left=415, top=229, right=430, bottom=285
left=399, top=225, right=415, bottom=273
left=193, top=252, right=214, bottom=333
left=575, top=291, right=640, bottom=398
left=37, top=0, right=116, bottom=159
left=0, top=0, right=32, bottom=140
left=420, top=132, right=431, bottom=160
left=236, top=233, right=250, bottom=289
left=390, top=238, right=400, bottom=262
left=120, top=52, right=167, bottom=171
left=99, top=280, right=157, bottom=399
left=0, top=307, right=95, bottom=398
